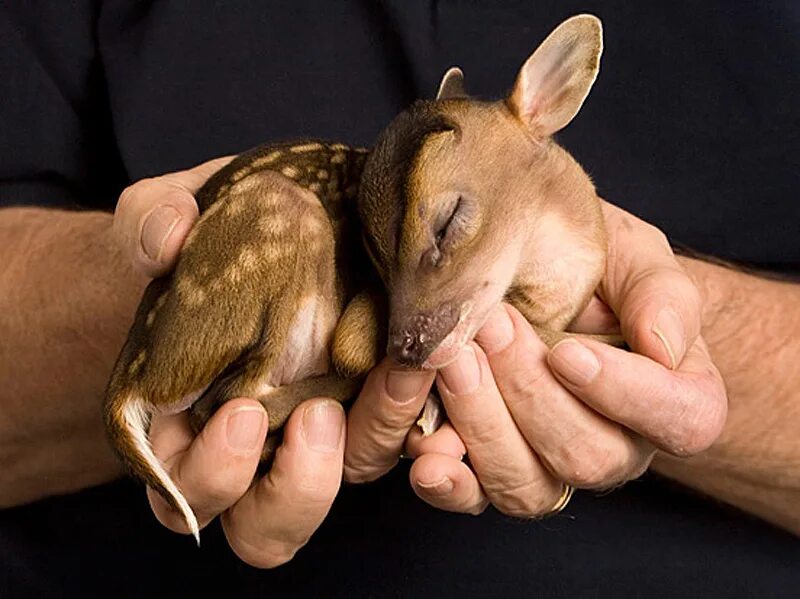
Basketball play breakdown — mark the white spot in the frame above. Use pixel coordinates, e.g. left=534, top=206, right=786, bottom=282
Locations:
left=290, top=142, right=324, bottom=153
left=252, top=151, right=282, bottom=168
left=224, top=262, right=243, bottom=283
left=239, top=247, right=258, bottom=270
left=232, top=167, right=251, bottom=182
left=281, top=165, right=301, bottom=179
left=225, top=198, right=245, bottom=216
left=129, top=350, right=147, bottom=375
left=259, top=215, right=289, bottom=236
left=177, top=278, right=207, bottom=307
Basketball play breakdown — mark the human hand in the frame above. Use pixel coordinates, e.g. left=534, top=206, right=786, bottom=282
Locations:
left=346, top=200, right=728, bottom=517
left=114, top=160, right=346, bottom=567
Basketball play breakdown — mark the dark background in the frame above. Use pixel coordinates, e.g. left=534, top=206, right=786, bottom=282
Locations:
left=1, top=1, right=798, bottom=596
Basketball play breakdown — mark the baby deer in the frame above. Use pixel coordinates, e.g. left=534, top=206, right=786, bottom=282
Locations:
left=104, top=15, right=612, bottom=543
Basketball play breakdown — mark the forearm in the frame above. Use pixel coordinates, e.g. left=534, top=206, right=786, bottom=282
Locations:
left=652, top=257, right=800, bottom=533
left=0, top=207, right=147, bottom=505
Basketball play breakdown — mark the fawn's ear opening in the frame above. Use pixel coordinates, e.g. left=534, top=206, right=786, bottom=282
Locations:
left=508, top=14, right=603, bottom=137
left=436, top=67, right=467, bottom=100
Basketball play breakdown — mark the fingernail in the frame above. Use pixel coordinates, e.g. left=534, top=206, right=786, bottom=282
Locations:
left=652, top=307, right=685, bottom=369
left=303, top=401, right=343, bottom=452
left=439, top=345, right=481, bottom=395
left=474, top=304, right=515, bottom=355
left=141, top=205, right=181, bottom=262
left=548, top=339, right=601, bottom=386
left=416, top=476, right=454, bottom=497
left=386, top=369, right=426, bottom=404
left=226, top=406, right=266, bottom=452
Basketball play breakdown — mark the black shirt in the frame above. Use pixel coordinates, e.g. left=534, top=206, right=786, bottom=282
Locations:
left=1, top=1, right=798, bottom=596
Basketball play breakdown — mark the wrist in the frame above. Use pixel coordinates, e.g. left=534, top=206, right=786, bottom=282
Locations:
left=0, top=208, right=146, bottom=503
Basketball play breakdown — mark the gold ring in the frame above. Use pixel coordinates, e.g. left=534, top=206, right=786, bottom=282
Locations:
left=546, top=483, right=575, bottom=516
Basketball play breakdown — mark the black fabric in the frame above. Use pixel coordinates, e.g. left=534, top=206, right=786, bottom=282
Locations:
left=1, top=1, right=798, bottom=596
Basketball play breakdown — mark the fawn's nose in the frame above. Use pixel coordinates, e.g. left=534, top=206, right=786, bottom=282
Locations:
left=387, top=331, right=431, bottom=367
left=387, top=304, right=460, bottom=368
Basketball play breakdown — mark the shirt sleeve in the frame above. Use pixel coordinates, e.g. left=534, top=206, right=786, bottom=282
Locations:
left=0, top=3, right=126, bottom=211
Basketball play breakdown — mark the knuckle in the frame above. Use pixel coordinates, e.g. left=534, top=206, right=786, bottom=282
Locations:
left=116, top=178, right=158, bottom=215
left=147, top=489, right=192, bottom=535
left=343, top=456, right=395, bottom=484
left=669, top=384, right=727, bottom=456
left=466, top=498, right=490, bottom=516
left=116, top=182, right=141, bottom=214
left=197, top=474, right=239, bottom=508
left=555, top=442, right=623, bottom=488
left=683, top=278, right=703, bottom=310
left=456, top=417, right=507, bottom=453
left=173, top=464, right=235, bottom=512
left=499, top=363, right=550, bottom=409
left=376, top=402, right=419, bottom=432
left=642, top=222, right=671, bottom=251
left=222, top=515, right=307, bottom=569
left=292, top=474, right=337, bottom=507
left=488, top=479, right=552, bottom=518
left=159, top=186, right=197, bottom=212
left=229, top=537, right=299, bottom=570
left=626, top=451, right=655, bottom=481
left=116, top=177, right=196, bottom=218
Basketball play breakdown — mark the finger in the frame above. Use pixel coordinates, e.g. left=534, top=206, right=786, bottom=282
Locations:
left=222, top=399, right=345, bottom=569
left=475, top=304, right=654, bottom=488
left=437, top=342, right=564, bottom=517
left=569, top=295, right=621, bottom=334
left=409, top=453, right=488, bottom=515
left=344, top=358, right=435, bottom=483
left=599, top=201, right=702, bottom=369
left=404, top=420, right=466, bottom=460
left=113, top=156, right=233, bottom=278
left=147, top=397, right=267, bottom=534
left=547, top=336, right=727, bottom=456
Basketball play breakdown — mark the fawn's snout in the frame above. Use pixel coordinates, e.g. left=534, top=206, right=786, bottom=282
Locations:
left=387, top=303, right=461, bottom=367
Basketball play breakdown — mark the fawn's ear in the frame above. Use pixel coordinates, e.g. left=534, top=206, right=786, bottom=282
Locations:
left=508, top=14, right=602, bottom=137
left=436, top=67, right=467, bottom=100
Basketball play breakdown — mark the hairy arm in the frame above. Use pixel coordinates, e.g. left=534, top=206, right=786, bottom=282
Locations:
left=653, top=258, right=800, bottom=534
left=0, top=207, right=147, bottom=506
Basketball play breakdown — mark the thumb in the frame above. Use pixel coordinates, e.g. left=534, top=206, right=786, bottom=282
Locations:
left=113, top=156, right=232, bottom=278
left=598, top=201, right=702, bottom=369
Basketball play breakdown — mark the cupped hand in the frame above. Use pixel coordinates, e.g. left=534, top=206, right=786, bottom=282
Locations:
left=148, top=398, right=345, bottom=568
left=347, top=200, right=728, bottom=518
left=114, top=160, right=346, bottom=567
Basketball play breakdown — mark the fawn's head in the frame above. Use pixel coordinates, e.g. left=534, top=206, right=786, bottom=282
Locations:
left=358, top=15, right=604, bottom=368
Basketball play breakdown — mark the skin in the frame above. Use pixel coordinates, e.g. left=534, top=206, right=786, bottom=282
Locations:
left=0, top=159, right=796, bottom=571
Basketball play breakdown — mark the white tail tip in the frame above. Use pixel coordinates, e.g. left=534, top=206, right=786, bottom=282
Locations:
left=122, top=395, right=201, bottom=545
